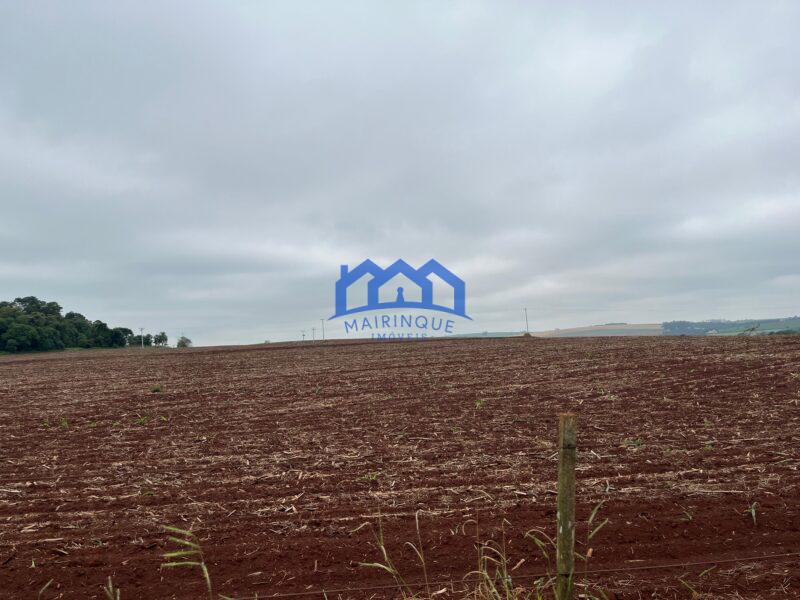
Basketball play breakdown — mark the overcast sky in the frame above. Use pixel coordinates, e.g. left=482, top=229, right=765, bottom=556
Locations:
left=1, top=2, right=799, bottom=344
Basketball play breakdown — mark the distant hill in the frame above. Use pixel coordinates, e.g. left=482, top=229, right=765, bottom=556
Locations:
left=450, top=331, right=528, bottom=338
left=663, top=316, right=800, bottom=336
left=451, top=323, right=663, bottom=338
left=453, top=316, right=800, bottom=339
left=532, top=323, right=662, bottom=337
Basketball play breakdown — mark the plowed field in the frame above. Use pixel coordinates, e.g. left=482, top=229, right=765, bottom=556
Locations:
left=1, top=337, right=799, bottom=599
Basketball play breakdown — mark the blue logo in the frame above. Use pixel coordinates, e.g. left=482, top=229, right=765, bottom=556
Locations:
left=330, top=259, right=470, bottom=339
left=332, top=259, right=469, bottom=319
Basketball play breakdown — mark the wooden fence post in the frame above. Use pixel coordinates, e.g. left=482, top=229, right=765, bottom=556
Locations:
left=556, top=413, right=577, bottom=600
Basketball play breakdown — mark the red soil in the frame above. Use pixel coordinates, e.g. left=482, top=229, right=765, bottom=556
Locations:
left=1, top=337, right=799, bottom=599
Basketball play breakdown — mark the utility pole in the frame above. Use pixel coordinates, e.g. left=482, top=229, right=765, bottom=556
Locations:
left=301, top=330, right=306, bottom=341
left=524, top=308, right=530, bottom=334
left=312, top=327, right=316, bottom=341
left=320, top=319, right=325, bottom=340
left=139, top=327, right=144, bottom=349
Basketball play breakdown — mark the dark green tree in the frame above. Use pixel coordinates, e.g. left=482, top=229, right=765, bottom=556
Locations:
left=1, top=322, right=39, bottom=352
left=0, top=296, right=144, bottom=354
left=111, top=327, right=132, bottom=347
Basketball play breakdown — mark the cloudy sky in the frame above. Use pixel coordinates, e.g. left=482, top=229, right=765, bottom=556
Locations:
left=1, top=2, right=799, bottom=344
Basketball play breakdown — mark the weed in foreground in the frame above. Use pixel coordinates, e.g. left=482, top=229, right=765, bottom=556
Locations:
left=161, top=525, right=215, bottom=600
left=37, top=579, right=54, bottom=599
left=524, top=514, right=609, bottom=600
left=359, top=511, right=427, bottom=598
left=103, top=576, right=121, bottom=600
left=470, top=520, right=553, bottom=600
left=360, top=507, right=611, bottom=600
left=746, top=502, right=759, bottom=526
left=677, top=565, right=717, bottom=599
left=97, top=528, right=239, bottom=600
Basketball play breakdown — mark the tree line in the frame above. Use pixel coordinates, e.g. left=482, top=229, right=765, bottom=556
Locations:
left=663, top=316, right=800, bottom=336
left=0, top=296, right=184, bottom=353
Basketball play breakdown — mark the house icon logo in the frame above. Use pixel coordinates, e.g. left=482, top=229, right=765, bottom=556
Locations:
left=331, top=259, right=470, bottom=320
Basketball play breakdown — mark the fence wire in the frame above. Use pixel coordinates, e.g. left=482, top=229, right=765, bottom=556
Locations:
left=224, top=550, right=800, bottom=599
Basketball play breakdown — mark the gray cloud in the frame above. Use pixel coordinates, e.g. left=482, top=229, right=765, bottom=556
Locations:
left=1, top=1, right=798, bottom=343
